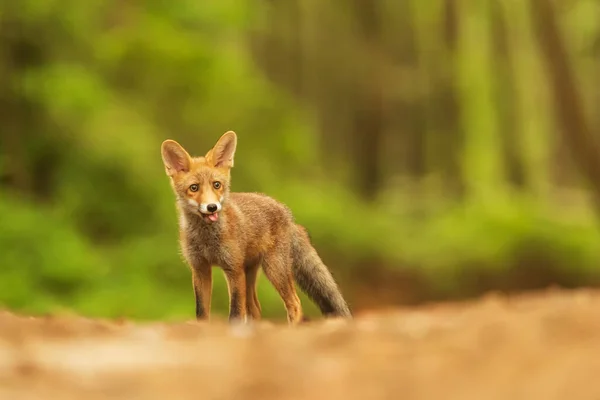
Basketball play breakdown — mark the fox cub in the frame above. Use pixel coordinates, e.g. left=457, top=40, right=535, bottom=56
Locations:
left=160, top=131, right=352, bottom=324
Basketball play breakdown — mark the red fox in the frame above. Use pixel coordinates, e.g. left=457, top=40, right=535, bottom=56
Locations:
left=160, top=131, right=352, bottom=324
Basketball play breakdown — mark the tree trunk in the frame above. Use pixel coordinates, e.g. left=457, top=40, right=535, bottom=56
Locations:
left=437, top=0, right=464, bottom=197
left=490, top=0, right=527, bottom=188
left=350, top=0, right=385, bottom=201
left=530, top=0, right=600, bottom=216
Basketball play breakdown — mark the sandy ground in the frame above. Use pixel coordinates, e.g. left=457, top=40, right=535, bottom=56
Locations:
left=1, top=288, right=600, bottom=400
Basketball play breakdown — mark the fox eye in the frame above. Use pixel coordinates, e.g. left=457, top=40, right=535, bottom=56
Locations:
left=189, top=184, right=199, bottom=192
left=213, top=181, right=221, bottom=189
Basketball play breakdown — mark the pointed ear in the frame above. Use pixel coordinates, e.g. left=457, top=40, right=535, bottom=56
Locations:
left=161, top=140, right=192, bottom=176
left=206, top=131, right=237, bottom=168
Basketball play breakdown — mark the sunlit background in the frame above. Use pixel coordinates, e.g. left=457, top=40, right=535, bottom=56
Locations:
left=1, top=0, right=599, bottom=322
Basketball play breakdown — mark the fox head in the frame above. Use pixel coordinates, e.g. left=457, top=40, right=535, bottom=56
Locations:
left=160, top=131, right=237, bottom=224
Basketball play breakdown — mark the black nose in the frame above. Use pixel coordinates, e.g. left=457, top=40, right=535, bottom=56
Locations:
left=207, top=203, right=218, bottom=213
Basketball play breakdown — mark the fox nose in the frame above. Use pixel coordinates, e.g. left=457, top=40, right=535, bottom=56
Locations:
left=207, top=203, right=218, bottom=213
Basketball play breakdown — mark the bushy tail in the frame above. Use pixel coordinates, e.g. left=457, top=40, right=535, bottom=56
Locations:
left=291, top=224, right=352, bottom=318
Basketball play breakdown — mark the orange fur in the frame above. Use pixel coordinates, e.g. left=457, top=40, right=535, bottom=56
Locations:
left=161, top=131, right=352, bottom=324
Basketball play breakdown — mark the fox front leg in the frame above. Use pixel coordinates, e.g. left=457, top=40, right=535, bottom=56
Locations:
left=192, top=263, right=212, bottom=320
left=223, top=267, right=248, bottom=323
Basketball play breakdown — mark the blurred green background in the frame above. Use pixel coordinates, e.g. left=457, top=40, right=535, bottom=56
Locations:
left=1, top=0, right=600, bottom=322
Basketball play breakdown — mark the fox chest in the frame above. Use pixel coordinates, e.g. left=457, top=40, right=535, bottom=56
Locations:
left=181, top=228, right=232, bottom=267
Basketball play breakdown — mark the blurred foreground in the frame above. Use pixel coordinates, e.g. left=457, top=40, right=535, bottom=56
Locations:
left=1, top=287, right=600, bottom=400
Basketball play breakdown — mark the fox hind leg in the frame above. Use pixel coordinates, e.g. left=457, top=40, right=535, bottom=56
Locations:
left=262, top=252, right=303, bottom=325
left=245, top=263, right=262, bottom=320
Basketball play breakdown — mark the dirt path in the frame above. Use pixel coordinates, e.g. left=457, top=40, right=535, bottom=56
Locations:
left=1, top=288, right=600, bottom=400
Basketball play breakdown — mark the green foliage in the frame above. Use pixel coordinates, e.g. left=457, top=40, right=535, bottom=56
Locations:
left=0, top=192, right=107, bottom=313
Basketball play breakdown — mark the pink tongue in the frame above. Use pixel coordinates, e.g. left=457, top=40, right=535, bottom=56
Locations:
left=208, top=213, right=219, bottom=222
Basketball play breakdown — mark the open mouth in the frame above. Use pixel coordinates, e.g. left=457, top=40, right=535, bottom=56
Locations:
left=201, top=212, right=219, bottom=223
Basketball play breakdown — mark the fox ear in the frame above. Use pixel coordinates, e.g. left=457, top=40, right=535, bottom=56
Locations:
left=161, top=140, right=192, bottom=176
left=206, top=131, right=237, bottom=168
